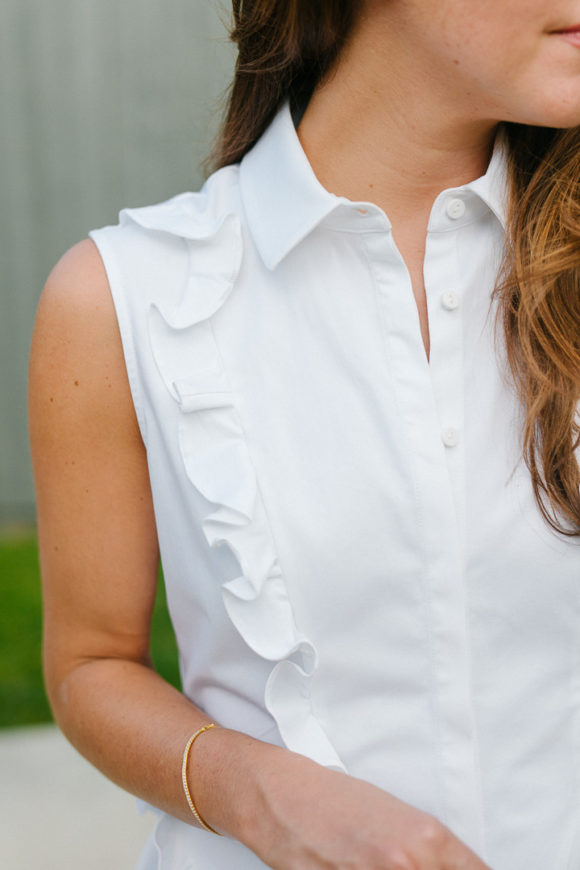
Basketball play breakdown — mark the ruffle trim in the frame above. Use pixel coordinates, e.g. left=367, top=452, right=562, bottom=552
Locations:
left=122, top=194, right=344, bottom=863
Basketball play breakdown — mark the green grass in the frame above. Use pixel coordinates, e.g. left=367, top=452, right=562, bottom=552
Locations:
left=0, top=533, right=181, bottom=729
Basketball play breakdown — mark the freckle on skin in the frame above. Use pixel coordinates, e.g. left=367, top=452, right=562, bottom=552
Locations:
left=50, top=397, right=54, bottom=403
left=74, top=380, right=79, bottom=386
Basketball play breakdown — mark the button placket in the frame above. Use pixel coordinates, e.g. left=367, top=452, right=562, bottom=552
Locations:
left=425, top=225, right=465, bottom=466
left=422, top=226, right=485, bottom=849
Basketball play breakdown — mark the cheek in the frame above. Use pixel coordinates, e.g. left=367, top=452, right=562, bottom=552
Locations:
left=439, top=21, right=550, bottom=106
left=392, top=0, right=559, bottom=117
left=435, top=2, right=548, bottom=82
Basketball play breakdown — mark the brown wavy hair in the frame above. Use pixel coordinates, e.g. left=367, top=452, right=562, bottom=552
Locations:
left=209, top=0, right=580, bottom=536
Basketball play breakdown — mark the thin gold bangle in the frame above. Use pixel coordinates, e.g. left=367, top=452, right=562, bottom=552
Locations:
left=181, top=723, right=222, bottom=836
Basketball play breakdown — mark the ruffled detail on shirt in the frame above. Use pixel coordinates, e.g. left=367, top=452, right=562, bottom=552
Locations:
left=121, top=195, right=344, bottom=822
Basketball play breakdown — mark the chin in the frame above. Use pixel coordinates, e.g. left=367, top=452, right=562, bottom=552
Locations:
left=550, top=111, right=580, bottom=130
left=511, top=95, right=580, bottom=130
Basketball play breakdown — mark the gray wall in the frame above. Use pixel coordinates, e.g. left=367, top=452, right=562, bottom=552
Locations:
left=0, top=0, right=235, bottom=525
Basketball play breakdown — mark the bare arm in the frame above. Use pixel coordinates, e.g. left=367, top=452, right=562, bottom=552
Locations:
left=29, top=239, right=490, bottom=869
left=29, top=238, right=258, bottom=833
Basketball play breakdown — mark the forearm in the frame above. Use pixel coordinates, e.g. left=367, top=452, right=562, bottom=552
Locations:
left=50, top=656, right=288, bottom=843
left=49, top=658, right=491, bottom=869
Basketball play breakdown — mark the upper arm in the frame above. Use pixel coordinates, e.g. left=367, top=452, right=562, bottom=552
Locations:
left=29, top=239, right=160, bottom=707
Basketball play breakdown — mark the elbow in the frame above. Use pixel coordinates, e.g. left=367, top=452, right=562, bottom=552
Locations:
left=42, top=635, right=154, bottom=733
left=42, top=641, right=79, bottom=731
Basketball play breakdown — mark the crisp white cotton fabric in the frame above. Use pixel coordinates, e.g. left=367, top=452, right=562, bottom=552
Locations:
left=89, top=100, right=580, bottom=870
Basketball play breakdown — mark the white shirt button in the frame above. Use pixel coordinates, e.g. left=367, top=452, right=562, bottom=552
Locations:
left=441, top=291, right=459, bottom=311
left=445, top=198, right=466, bottom=220
left=441, top=427, right=460, bottom=448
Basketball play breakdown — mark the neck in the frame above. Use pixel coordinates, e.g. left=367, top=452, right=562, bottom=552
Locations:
left=297, top=8, right=499, bottom=223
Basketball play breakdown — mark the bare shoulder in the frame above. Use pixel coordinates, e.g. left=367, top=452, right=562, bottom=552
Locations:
left=45, top=236, right=107, bottom=292
left=34, top=238, right=120, bottom=369
left=30, top=238, right=139, bottom=442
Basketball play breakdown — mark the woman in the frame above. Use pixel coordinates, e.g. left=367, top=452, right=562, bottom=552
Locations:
left=29, top=1, right=580, bottom=868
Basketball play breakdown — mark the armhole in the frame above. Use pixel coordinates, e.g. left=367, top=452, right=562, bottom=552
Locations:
left=88, top=227, right=149, bottom=445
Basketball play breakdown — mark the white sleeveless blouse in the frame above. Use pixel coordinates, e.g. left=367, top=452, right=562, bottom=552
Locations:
left=89, top=101, right=580, bottom=870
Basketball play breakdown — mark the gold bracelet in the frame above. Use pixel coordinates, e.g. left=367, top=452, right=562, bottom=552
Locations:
left=181, top=723, right=222, bottom=836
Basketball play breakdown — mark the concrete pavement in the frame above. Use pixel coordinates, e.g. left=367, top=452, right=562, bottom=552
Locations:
left=0, top=723, right=157, bottom=869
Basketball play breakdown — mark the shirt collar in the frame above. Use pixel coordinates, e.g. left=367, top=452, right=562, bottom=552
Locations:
left=239, top=100, right=509, bottom=271
left=239, top=100, right=344, bottom=271
left=463, top=124, right=509, bottom=231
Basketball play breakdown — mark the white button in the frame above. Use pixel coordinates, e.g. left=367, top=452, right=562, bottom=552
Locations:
left=441, top=291, right=459, bottom=311
left=441, top=427, right=459, bottom=448
left=445, top=198, right=466, bottom=220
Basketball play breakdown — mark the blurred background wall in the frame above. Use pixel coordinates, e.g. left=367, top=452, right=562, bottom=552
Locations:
left=0, top=0, right=235, bottom=527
